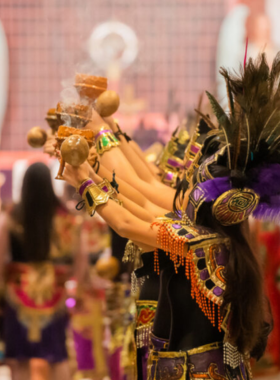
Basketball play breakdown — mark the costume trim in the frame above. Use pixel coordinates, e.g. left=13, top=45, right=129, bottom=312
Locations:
left=95, top=128, right=120, bottom=155
left=80, top=178, right=123, bottom=216
left=135, top=300, right=158, bottom=349
left=148, top=341, right=249, bottom=380
left=196, top=146, right=227, bottom=184
left=148, top=350, right=187, bottom=380
left=150, top=333, right=169, bottom=351
left=187, top=342, right=222, bottom=356
left=151, top=221, right=228, bottom=330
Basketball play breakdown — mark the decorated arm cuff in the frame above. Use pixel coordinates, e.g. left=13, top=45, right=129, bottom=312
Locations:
left=79, top=178, right=123, bottom=216
left=78, top=178, right=94, bottom=196
left=95, top=127, right=120, bottom=155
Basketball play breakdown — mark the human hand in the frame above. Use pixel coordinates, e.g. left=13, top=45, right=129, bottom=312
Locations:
left=63, top=161, right=92, bottom=189
left=87, top=146, right=99, bottom=168
left=43, top=133, right=57, bottom=157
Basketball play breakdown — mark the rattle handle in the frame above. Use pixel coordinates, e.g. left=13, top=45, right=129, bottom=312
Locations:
left=55, top=157, right=66, bottom=180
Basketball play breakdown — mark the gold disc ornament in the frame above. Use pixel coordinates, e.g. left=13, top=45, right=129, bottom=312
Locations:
left=212, top=188, right=259, bottom=226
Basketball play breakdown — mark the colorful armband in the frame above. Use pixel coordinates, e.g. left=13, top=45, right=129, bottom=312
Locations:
left=95, top=127, right=120, bottom=155
left=79, top=177, right=123, bottom=216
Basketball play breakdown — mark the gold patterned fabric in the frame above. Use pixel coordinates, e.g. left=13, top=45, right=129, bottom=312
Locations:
left=148, top=350, right=187, bottom=380
left=5, top=262, right=68, bottom=342
left=95, top=128, right=120, bottom=155
left=212, top=189, right=259, bottom=226
left=157, top=130, right=189, bottom=188
left=135, top=300, right=158, bottom=348
left=152, top=216, right=229, bottom=330
left=148, top=342, right=249, bottom=380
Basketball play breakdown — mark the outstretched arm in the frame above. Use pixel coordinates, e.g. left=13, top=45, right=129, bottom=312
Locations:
left=63, top=163, right=189, bottom=255
left=103, top=117, right=176, bottom=193
left=93, top=164, right=168, bottom=217
left=64, top=163, right=160, bottom=247
left=104, top=116, right=158, bottom=182
left=128, top=139, right=161, bottom=178
left=88, top=112, right=176, bottom=210
left=90, top=167, right=155, bottom=223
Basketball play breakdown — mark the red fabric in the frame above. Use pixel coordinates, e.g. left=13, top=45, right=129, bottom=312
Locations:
left=259, top=227, right=280, bottom=365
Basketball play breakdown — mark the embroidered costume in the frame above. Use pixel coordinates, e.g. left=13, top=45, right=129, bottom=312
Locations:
left=148, top=53, right=280, bottom=380
left=157, top=129, right=190, bottom=187
left=4, top=207, right=81, bottom=362
left=75, top=53, right=280, bottom=380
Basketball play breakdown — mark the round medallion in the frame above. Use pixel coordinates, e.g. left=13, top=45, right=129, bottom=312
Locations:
left=212, top=188, right=259, bottom=226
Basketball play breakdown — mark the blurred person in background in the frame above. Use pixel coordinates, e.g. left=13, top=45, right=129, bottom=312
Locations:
left=0, top=162, right=85, bottom=380
left=0, top=172, right=5, bottom=212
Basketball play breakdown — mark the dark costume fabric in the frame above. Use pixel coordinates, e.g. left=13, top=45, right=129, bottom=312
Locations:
left=147, top=216, right=251, bottom=380
left=148, top=342, right=248, bottom=380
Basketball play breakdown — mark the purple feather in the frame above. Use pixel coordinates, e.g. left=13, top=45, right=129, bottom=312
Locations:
left=253, top=195, right=280, bottom=222
left=196, top=167, right=280, bottom=223
left=248, top=164, right=280, bottom=197
left=198, top=177, right=232, bottom=202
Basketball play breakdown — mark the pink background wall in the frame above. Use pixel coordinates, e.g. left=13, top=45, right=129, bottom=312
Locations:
left=0, top=0, right=265, bottom=150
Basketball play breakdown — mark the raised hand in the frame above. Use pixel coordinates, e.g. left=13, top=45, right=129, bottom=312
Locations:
left=43, top=132, right=57, bottom=157
left=63, top=161, right=92, bottom=189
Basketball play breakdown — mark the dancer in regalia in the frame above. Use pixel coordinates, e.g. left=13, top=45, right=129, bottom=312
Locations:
left=63, top=52, right=280, bottom=379
left=0, top=163, right=84, bottom=380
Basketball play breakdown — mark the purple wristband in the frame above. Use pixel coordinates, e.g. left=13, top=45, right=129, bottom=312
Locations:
left=79, top=179, right=94, bottom=196
left=95, top=129, right=111, bottom=141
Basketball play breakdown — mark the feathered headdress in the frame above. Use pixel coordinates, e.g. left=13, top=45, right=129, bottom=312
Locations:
left=189, top=52, right=280, bottom=225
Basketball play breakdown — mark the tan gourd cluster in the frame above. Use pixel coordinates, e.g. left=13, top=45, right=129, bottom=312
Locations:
left=27, top=74, right=120, bottom=178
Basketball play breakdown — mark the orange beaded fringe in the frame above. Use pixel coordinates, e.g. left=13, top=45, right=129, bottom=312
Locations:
left=152, top=221, right=223, bottom=331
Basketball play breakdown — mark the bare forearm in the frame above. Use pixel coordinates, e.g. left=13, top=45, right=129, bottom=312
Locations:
left=89, top=168, right=160, bottom=222
left=101, top=151, right=174, bottom=209
left=117, top=135, right=155, bottom=183
left=98, top=200, right=160, bottom=247
left=96, top=164, right=168, bottom=216
left=100, top=146, right=139, bottom=185
left=120, top=195, right=155, bottom=223
left=128, top=177, right=174, bottom=210
left=129, top=140, right=158, bottom=177
left=104, top=117, right=156, bottom=181
left=88, top=113, right=174, bottom=206
left=97, top=164, right=147, bottom=208
left=62, top=162, right=188, bottom=255
left=97, top=201, right=189, bottom=255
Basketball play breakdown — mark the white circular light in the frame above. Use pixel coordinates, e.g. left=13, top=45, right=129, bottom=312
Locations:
left=88, top=21, right=139, bottom=70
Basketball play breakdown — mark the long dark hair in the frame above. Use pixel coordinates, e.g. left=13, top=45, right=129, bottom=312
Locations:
left=173, top=163, right=272, bottom=356
left=12, top=163, right=59, bottom=262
